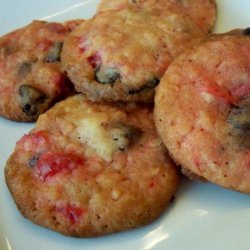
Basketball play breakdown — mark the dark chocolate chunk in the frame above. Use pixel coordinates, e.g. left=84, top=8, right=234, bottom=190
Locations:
left=94, top=66, right=120, bottom=85
left=111, top=123, right=142, bottom=150
left=128, top=78, right=160, bottom=95
left=17, top=61, right=32, bottom=77
left=44, top=41, right=63, bottom=63
left=19, top=85, right=46, bottom=116
left=28, top=155, right=40, bottom=168
left=243, top=27, right=250, bottom=36
left=228, top=101, right=250, bottom=132
left=227, top=98, right=250, bottom=148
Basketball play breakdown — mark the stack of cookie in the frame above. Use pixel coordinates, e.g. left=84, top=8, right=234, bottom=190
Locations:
left=2, top=0, right=222, bottom=237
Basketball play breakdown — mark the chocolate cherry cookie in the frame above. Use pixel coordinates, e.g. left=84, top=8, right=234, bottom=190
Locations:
left=155, top=29, right=250, bottom=193
left=61, top=7, right=204, bottom=102
left=5, top=94, right=180, bottom=237
left=97, top=0, right=217, bottom=33
left=0, top=20, right=83, bottom=122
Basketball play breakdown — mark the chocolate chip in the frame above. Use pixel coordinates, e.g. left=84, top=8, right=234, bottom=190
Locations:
left=28, top=155, right=40, bottom=168
left=94, top=66, right=120, bottom=85
left=44, top=41, right=63, bottom=63
left=17, top=61, right=32, bottom=77
left=228, top=101, right=250, bottom=131
left=19, top=85, right=46, bottom=116
left=243, top=27, right=250, bottom=36
left=128, top=78, right=160, bottom=95
left=111, top=123, right=142, bottom=150
left=227, top=98, right=250, bottom=148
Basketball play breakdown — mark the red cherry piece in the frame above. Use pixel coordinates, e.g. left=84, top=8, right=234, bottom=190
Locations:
left=149, top=178, right=156, bottom=189
left=52, top=72, right=66, bottom=86
left=87, top=53, right=101, bottom=69
left=78, top=36, right=87, bottom=53
left=56, top=204, right=84, bottom=224
left=47, top=23, right=67, bottom=33
left=230, top=84, right=250, bottom=101
left=37, top=40, right=53, bottom=52
left=199, top=81, right=235, bottom=104
left=37, top=151, right=83, bottom=181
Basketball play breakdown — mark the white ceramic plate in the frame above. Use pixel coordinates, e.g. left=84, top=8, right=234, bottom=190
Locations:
left=0, top=1, right=250, bottom=249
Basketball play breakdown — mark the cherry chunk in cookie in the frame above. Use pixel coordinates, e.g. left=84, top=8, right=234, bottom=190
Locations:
left=61, top=7, right=205, bottom=103
left=5, top=94, right=180, bottom=237
left=155, top=29, right=250, bottom=193
left=0, top=20, right=83, bottom=122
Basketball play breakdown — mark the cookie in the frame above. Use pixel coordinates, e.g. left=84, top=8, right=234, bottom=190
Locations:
left=61, top=7, right=204, bottom=103
left=5, top=94, right=180, bottom=237
left=97, top=0, right=217, bottom=33
left=0, top=20, right=83, bottom=122
left=155, top=29, right=250, bottom=193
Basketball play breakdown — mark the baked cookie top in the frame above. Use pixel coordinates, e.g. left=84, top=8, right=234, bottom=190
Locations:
left=5, top=94, right=180, bottom=237
left=61, top=7, right=204, bottom=102
left=154, top=30, right=250, bottom=193
left=97, top=0, right=217, bottom=33
left=0, top=20, right=82, bottom=122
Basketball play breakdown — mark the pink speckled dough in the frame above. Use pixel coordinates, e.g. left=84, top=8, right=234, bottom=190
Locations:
left=5, top=94, right=180, bottom=237
left=155, top=31, right=250, bottom=193
left=0, top=20, right=83, bottom=121
left=61, top=7, right=205, bottom=102
left=97, top=0, right=217, bottom=33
